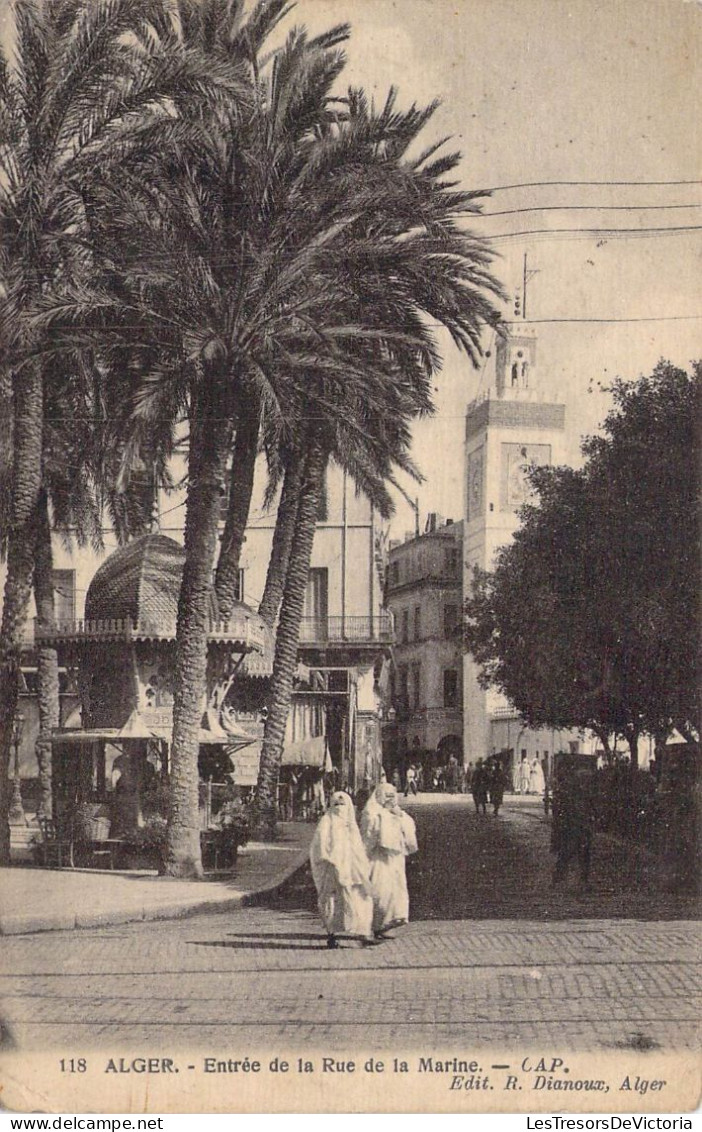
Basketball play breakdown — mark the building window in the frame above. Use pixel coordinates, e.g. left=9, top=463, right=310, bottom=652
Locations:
left=212, top=568, right=245, bottom=602
left=235, top=568, right=245, bottom=602
left=413, top=605, right=421, bottom=640
left=53, top=570, right=75, bottom=624
left=443, top=669, right=459, bottom=709
left=446, top=546, right=460, bottom=575
left=398, top=666, right=409, bottom=710
left=302, top=568, right=329, bottom=637
left=401, top=609, right=409, bottom=644
left=411, top=663, right=421, bottom=709
left=317, top=465, right=328, bottom=522
left=444, top=603, right=458, bottom=638
left=390, top=560, right=400, bottom=586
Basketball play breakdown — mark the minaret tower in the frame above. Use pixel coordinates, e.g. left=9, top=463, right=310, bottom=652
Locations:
left=462, top=298, right=566, bottom=766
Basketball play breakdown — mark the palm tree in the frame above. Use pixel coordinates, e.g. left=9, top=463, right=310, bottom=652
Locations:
left=257, top=448, right=303, bottom=627
left=251, top=89, right=505, bottom=829
left=33, top=6, right=503, bottom=872
left=0, top=0, right=233, bottom=861
left=34, top=2, right=355, bottom=876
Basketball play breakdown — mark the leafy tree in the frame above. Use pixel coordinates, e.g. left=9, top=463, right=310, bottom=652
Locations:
left=464, top=360, right=701, bottom=764
left=582, top=360, right=701, bottom=751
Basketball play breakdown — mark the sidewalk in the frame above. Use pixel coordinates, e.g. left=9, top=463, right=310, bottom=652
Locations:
left=0, top=821, right=313, bottom=936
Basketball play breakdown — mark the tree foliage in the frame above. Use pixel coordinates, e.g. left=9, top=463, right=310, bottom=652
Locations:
left=464, top=360, right=701, bottom=761
left=1, top=0, right=505, bottom=868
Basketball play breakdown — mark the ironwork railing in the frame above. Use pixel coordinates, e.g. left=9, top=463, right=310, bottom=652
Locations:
left=298, top=613, right=393, bottom=644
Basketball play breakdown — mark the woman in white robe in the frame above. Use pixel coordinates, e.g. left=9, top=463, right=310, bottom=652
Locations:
left=529, top=757, right=546, bottom=796
left=360, top=784, right=418, bottom=938
left=516, top=755, right=531, bottom=794
left=309, top=791, right=375, bottom=949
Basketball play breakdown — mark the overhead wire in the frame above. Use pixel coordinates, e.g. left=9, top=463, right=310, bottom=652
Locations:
left=478, top=204, right=702, bottom=217
left=481, top=179, right=702, bottom=191
left=486, top=225, right=702, bottom=241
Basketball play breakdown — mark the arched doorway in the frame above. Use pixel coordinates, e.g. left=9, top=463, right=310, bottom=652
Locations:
left=437, top=734, right=462, bottom=762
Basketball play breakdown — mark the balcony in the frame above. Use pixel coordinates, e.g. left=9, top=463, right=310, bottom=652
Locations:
left=298, top=613, right=393, bottom=645
left=34, top=614, right=269, bottom=653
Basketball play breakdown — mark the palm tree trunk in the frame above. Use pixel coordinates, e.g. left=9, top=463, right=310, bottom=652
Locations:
left=0, top=366, right=44, bottom=865
left=258, top=458, right=303, bottom=628
left=214, top=393, right=259, bottom=617
left=165, top=374, right=233, bottom=878
left=34, top=489, right=59, bottom=819
left=255, top=442, right=327, bottom=835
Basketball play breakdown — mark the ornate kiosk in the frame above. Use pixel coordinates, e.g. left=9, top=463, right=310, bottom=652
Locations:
left=36, top=534, right=269, bottom=865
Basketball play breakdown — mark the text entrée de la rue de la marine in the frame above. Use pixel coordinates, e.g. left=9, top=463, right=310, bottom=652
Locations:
left=92, top=1054, right=675, bottom=1101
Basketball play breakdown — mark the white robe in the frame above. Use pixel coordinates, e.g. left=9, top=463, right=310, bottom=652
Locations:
left=309, top=793, right=373, bottom=938
left=529, top=760, right=545, bottom=796
left=361, top=790, right=418, bottom=932
left=517, top=759, right=531, bottom=794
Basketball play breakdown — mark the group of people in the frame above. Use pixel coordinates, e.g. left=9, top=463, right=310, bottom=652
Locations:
left=391, top=755, right=476, bottom=795
left=515, top=754, right=547, bottom=796
left=309, top=784, right=418, bottom=949
left=468, top=756, right=508, bottom=816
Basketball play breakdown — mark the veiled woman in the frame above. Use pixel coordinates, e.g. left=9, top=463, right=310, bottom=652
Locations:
left=517, top=753, right=531, bottom=794
left=360, top=783, right=418, bottom=938
left=309, top=792, right=376, bottom=949
left=529, top=756, right=546, bottom=797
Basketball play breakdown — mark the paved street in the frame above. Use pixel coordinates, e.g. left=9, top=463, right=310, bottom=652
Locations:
left=1, top=797, right=699, bottom=1053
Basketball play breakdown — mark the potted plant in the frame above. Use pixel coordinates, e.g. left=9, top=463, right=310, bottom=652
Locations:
left=122, top=815, right=168, bottom=870
left=202, top=798, right=251, bottom=871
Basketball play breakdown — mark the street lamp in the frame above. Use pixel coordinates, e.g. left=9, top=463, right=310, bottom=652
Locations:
left=9, top=712, right=27, bottom=826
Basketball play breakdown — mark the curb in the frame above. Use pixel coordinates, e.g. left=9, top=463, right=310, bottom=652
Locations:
left=0, top=846, right=312, bottom=936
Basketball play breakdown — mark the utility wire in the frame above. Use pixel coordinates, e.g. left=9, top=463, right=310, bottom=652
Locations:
left=488, top=224, right=702, bottom=241
left=498, top=315, right=702, bottom=324
left=480, top=204, right=702, bottom=218
left=483, top=179, right=702, bottom=191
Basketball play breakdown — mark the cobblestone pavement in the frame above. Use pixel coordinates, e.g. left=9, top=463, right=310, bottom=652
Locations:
left=1, top=798, right=699, bottom=1053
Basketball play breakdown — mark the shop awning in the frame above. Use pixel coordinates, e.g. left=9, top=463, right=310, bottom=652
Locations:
left=281, top=735, right=326, bottom=768
left=52, top=729, right=124, bottom=744
left=52, top=713, right=258, bottom=752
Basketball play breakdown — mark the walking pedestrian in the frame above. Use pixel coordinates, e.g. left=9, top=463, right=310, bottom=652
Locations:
left=360, top=784, right=418, bottom=938
left=488, top=758, right=507, bottom=816
left=529, top=756, right=545, bottom=797
left=405, top=764, right=418, bottom=796
left=471, top=758, right=489, bottom=815
left=309, top=792, right=377, bottom=949
left=516, top=753, right=531, bottom=795
left=446, top=755, right=460, bottom=793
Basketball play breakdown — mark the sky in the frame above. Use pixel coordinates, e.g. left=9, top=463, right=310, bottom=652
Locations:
left=0, top=0, right=699, bottom=539
left=292, top=0, right=701, bottom=536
